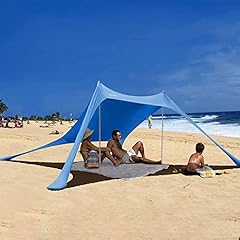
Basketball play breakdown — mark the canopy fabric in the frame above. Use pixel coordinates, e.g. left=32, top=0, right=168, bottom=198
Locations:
left=1, top=81, right=239, bottom=190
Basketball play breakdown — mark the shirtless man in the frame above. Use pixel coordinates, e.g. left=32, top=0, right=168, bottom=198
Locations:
left=185, top=143, right=205, bottom=175
left=107, top=129, right=162, bottom=164
left=80, top=128, right=121, bottom=166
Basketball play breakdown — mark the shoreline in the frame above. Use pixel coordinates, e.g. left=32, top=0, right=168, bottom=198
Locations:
left=0, top=123, right=239, bottom=164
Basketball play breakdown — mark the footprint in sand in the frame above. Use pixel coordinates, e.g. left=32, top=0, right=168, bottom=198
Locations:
left=228, top=216, right=240, bottom=223
left=26, top=208, right=55, bottom=215
left=0, top=222, right=13, bottom=228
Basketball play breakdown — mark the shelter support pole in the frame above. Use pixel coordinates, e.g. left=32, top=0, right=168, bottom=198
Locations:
left=98, top=104, right=101, bottom=165
left=161, top=108, right=164, bottom=162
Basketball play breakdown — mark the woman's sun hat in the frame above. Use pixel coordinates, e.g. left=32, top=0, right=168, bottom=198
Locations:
left=83, top=128, right=94, bottom=140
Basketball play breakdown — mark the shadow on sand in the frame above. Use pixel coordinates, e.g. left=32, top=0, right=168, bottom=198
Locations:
left=9, top=160, right=240, bottom=189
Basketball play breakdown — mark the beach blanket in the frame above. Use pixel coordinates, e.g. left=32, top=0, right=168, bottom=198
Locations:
left=196, top=166, right=216, bottom=178
left=72, top=160, right=169, bottom=180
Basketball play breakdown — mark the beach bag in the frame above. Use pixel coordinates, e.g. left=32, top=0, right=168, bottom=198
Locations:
left=84, top=150, right=99, bottom=169
left=196, top=166, right=215, bottom=178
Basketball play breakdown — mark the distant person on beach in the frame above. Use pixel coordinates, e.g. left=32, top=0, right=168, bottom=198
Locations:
left=0, top=117, right=3, bottom=127
left=49, top=130, right=61, bottom=135
left=5, top=118, right=10, bottom=128
left=107, top=129, right=162, bottom=164
left=147, top=115, right=152, bottom=129
left=185, top=143, right=206, bottom=175
left=15, top=121, right=23, bottom=128
left=80, top=128, right=122, bottom=166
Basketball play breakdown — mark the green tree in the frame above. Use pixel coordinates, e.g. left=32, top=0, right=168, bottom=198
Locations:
left=30, top=115, right=36, bottom=120
left=44, top=115, right=51, bottom=121
left=52, top=112, right=61, bottom=121
left=55, top=112, right=61, bottom=120
left=37, top=116, right=44, bottom=121
left=0, top=99, right=8, bottom=114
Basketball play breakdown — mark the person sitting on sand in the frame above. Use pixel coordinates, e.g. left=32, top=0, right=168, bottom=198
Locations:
left=80, top=128, right=122, bottom=166
left=107, top=129, right=162, bottom=164
left=185, top=142, right=206, bottom=175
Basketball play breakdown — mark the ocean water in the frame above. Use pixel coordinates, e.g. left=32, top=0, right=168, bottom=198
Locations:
left=139, top=111, right=240, bottom=138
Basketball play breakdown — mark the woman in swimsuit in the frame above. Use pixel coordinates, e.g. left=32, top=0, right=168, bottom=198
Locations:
left=80, top=128, right=122, bottom=166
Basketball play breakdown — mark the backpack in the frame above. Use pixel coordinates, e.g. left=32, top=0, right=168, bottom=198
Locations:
left=84, top=150, right=99, bottom=169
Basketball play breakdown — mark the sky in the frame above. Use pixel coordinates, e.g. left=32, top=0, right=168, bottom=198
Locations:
left=1, top=0, right=240, bottom=118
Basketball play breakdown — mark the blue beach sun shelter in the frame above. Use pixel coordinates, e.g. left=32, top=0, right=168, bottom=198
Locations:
left=1, top=82, right=239, bottom=190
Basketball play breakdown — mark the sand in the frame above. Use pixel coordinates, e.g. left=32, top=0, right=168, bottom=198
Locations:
left=0, top=121, right=239, bottom=240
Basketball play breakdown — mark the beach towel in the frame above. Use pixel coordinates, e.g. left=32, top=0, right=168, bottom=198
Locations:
left=196, top=166, right=216, bottom=178
left=72, top=160, right=169, bottom=180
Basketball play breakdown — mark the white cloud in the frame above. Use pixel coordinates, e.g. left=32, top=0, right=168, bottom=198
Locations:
left=152, top=21, right=240, bottom=112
